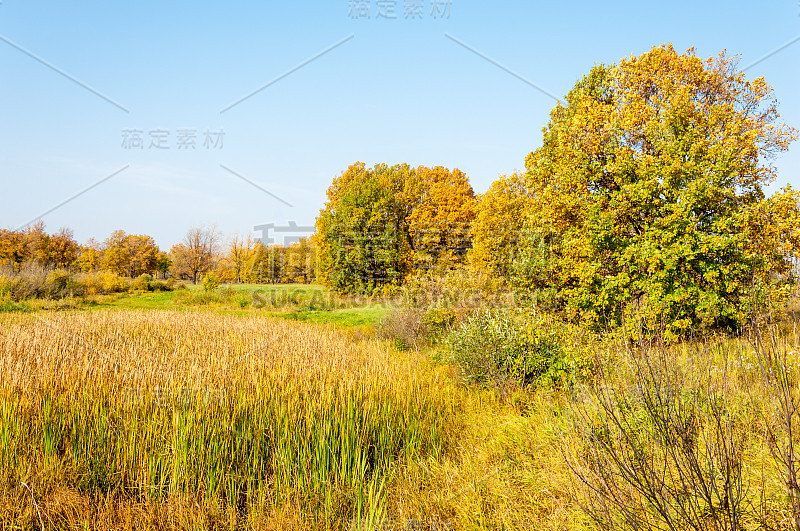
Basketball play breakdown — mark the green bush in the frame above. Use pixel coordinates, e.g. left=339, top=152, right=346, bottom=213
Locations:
left=0, top=298, right=28, bottom=312
left=0, top=275, right=11, bottom=300
left=202, top=273, right=220, bottom=292
left=149, top=279, right=171, bottom=291
left=380, top=268, right=513, bottom=350
left=445, top=309, right=568, bottom=396
left=130, top=274, right=153, bottom=292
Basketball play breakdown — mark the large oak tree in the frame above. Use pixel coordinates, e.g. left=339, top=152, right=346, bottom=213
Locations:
left=516, top=44, right=798, bottom=338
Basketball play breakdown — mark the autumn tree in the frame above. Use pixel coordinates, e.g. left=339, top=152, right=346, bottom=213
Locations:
left=23, top=222, right=51, bottom=266
left=101, top=230, right=131, bottom=276
left=174, top=225, right=221, bottom=284
left=407, top=166, right=476, bottom=273
left=0, top=229, right=28, bottom=270
left=77, top=239, right=101, bottom=272
left=315, top=162, right=479, bottom=293
left=49, top=228, right=79, bottom=269
left=243, top=242, right=279, bottom=284
left=124, top=234, right=159, bottom=277
left=154, top=251, right=171, bottom=279
left=470, top=172, right=532, bottom=280
left=315, top=162, right=415, bottom=294
left=168, top=244, right=191, bottom=281
left=283, top=238, right=316, bottom=284
left=219, top=232, right=256, bottom=284
left=93, top=230, right=161, bottom=277
left=0, top=223, right=78, bottom=271
left=516, top=44, right=798, bottom=339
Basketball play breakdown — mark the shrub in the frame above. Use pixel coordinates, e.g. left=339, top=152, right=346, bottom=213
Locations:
left=380, top=268, right=513, bottom=350
left=566, top=344, right=746, bottom=530
left=45, top=270, right=71, bottom=297
left=219, top=286, right=235, bottom=299
left=1, top=263, right=48, bottom=300
left=0, top=298, right=28, bottom=312
left=202, top=273, right=219, bottom=292
left=402, top=268, right=509, bottom=321
left=97, top=270, right=128, bottom=293
left=423, top=306, right=457, bottom=336
left=130, top=274, right=153, bottom=292
left=0, top=264, right=86, bottom=300
left=379, top=306, right=427, bottom=351
left=0, top=275, right=11, bottom=300
left=149, top=279, right=171, bottom=291
left=445, top=309, right=568, bottom=397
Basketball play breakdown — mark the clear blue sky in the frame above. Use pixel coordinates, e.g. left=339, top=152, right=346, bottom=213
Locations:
left=1, top=0, right=799, bottom=248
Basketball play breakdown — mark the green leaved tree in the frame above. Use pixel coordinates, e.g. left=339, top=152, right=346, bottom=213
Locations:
left=514, top=44, right=798, bottom=339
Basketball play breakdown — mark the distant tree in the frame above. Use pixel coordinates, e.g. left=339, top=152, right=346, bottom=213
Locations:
left=101, top=230, right=131, bottom=276
left=247, top=243, right=284, bottom=284
left=470, top=173, right=532, bottom=281
left=24, top=222, right=52, bottom=266
left=315, top=162, right=415, bottom=293
left=168, top=243, right=192, bottom=281
left=76, top=239, right=101, bottom=272
left=267, top=245, right=285, bottom=284
left=284, top=238, right=315, bottom=284
left=49, top=227, right=79, bottom=269
left=0, top=223, right=80, bottom=271
left=222, top=232, right=255, bottom=284
left=178, top=225, right=221, bottom=284
left=0, top=229, right=28, bottom=270
left=124, top=234, right=159, bottom=277
left=155, top=251, right=172, bottom=279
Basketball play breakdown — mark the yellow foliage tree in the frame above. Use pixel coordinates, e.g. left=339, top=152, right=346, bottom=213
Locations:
left=315, top=163, right=477, bottom=293
left=407, top=166, right=476, bottom=274
left=516, top=44, right=797, bottom=337
left=469, top=172, right=532, bottom=280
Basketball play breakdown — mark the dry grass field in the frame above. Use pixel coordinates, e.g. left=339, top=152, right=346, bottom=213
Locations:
left=0, top=310, right=460, bottom=530
left=2, top=308, right=800, bottom=530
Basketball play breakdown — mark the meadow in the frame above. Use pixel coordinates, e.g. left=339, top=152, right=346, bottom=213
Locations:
left=0, top=307, right=455, bottom=529
left=1, top=283, right=800, bottom=530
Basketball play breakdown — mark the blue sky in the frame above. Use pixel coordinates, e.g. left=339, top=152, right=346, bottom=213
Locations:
left=1, top=0, right=799, bottom=248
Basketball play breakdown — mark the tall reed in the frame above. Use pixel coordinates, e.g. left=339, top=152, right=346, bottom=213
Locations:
left=0, top=310, right=461, bottom=529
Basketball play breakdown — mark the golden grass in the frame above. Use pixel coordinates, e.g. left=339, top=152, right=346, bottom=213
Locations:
left=388, top=329, right=800, bottom=530
left=0, top=310, right=462, bottom=530
left=2, top=309, right=799, bottom=530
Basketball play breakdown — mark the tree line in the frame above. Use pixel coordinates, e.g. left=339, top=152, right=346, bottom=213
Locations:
left=3, top=45, right=798, bottom=338
left=315, top=45, right=800, bottom=339
left=0, top=222, right=316, bottom=286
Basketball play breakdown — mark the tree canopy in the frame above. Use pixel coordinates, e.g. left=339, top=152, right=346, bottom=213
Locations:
left=513, top=44, right=798, bottom=338
left=470, top=172, right=532, bottom=280
left=314, top=162, right=476, bottom=294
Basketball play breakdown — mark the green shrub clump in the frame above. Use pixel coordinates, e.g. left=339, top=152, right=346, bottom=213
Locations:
left=202, top=273, right=220, bottom=292
left=445, top=309, right=569, bottom=396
